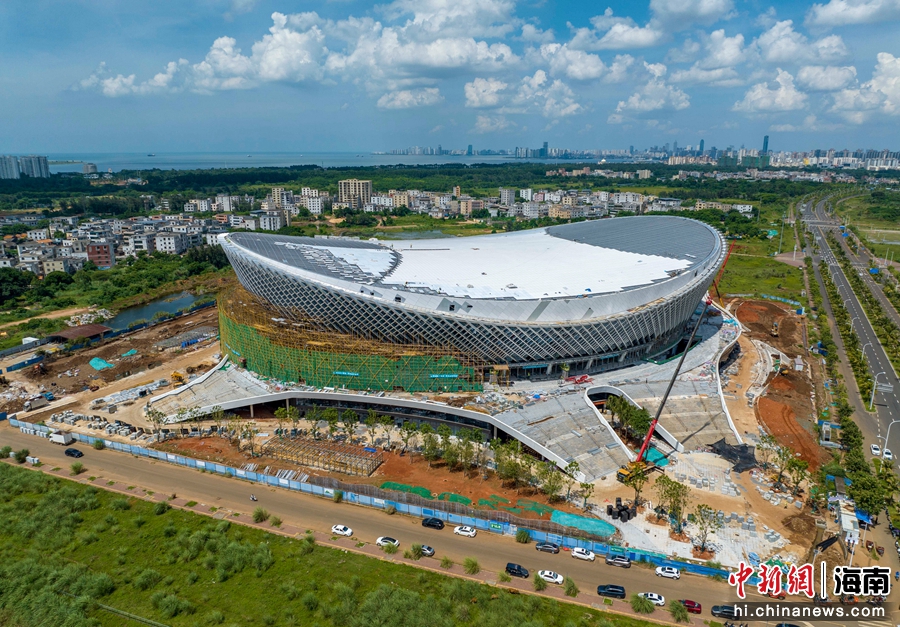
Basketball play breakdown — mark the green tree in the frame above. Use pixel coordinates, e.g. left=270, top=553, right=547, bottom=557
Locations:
left=399, top=421, right=418, bottom=462
left=624, top=466, right=649, bottom=506
left=420, top=423, right=440, bottom=468
left=380, top=415, right=395, bottom=447
left=786, top=457, right=809, bottom=496
left=693, top=503, right=722, bottom=553
left=756, top=433, right=778, bottom=469
left=538, top=461, right=563, bottom=501
left=669, top=600, right=690, bottom=623
left=774, top=444, right=795, bottom=485
left=306, top=405, right=321, bottom=440
left=630, top=593, right=655, bottom=614
left=0, top=268, right=34, bottom=304
left=563, top=460, right=580, bottom=500
left=364, top=409, right=379, bottom=446
left=625, top=407, right=653, bottom=439
left=848, top=473, right=887, bottom=516
left=579, top=481, right=595, bottom=509
left=323, top=408, right=339, bottom=441
left=340, top=409, right=358, bottom=440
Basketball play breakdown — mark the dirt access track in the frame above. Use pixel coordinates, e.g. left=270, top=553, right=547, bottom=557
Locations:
left=733, top=299, right=828, bottom=469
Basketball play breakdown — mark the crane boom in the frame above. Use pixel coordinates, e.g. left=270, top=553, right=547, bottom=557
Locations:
left=634, top=297, right=712, bottom=465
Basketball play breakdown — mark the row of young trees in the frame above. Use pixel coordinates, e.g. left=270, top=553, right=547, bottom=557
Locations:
left=605, top=395, right=652, bottom=442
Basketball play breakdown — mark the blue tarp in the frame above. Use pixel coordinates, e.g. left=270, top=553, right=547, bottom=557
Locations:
left=856, top=509, right=873, bottom=524
left=89, top=357, right=114, bottom=371
left=550, top=511, right=616, bottom=537
left=121, top=349, right=138, bottom=357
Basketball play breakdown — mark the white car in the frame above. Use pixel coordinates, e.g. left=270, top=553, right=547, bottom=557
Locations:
left=538, top=570, right=564, bottom=585
left=375, top=536, right=399, bottom=547
left=871, top=444, right=881, bottom=457
left=571, top=547, right=595, bottom=561
left=639, top=592, right=666, bottom=606
left=453, top=525, right=477, bottom=538
left=884, top=449, right=893, bottom=461
left=655, top=566, right=681, bottom=580
left=331, top=524, right=353, bottom=537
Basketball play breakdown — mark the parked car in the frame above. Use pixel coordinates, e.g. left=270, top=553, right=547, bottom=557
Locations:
left=655, top=566, right=681, bottom=580
left=422, top=517, right=445, bottom=530
left=871, top=444, right=881, bottom=456
left=331, top=525, right=352, bottom=537
left=421, top=545, right=435, bottom=557
left=639, top=592, right=665, bottom=606
left=505, top=563, right=529, bottom=579
left=596, top=584, right=626, bottom=599
left=711, top=605, right=736, bottom=619
left=605, top=555, right=631, bottom=568
left=571, top=547, right=595, bottom=561
left=884, top=449, right=893, bottom=461
left=64, top=448, right=83, bottom=458
left=375, top=536, right=399, bottom=547
left=538, top=570, right=564, bottom=585
left=536, top=542, right=560, bottom=554
left=453, top=525, right=476, bottom=538
left=679, top=600, right=702, bottom=614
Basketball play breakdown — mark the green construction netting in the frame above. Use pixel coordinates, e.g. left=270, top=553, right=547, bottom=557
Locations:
left=380, top=482, right=434, bottom=499
left=517, top=499, right=554, bottom=516
left=220, top=311, right=482, bottom=393
left=437, top=492, right=472, bottom=505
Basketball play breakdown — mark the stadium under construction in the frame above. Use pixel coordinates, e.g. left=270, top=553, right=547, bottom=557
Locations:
left=218, top=216, right=727, bottom=393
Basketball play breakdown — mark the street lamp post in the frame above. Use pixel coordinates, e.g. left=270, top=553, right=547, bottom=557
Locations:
left=851, top=316, right=860, bottom=331
left=862, top=342, right=872, bottom=361
left=880, top=418, right=900, bottom=456
left=870, top=371, right=886, bottom=411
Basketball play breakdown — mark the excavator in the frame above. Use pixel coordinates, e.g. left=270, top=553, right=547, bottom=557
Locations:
left=171, top=371, right=185, bottom=387
left=616, top=297, right=713, bottom=483
left=770, top=321, right=779, bottom=337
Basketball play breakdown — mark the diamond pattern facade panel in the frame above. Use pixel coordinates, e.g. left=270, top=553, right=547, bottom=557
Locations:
left=221, top=220, right=726, bottom=377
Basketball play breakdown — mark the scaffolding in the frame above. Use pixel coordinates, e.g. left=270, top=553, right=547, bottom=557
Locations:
left=218, top=287, right=485, bottom=393
left=261, top=436, right=383, bottom=476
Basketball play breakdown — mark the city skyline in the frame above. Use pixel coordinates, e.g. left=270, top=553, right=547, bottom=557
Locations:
left=4, top=0, right=900, bottom=152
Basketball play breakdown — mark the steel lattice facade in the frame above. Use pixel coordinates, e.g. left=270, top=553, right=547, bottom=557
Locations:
left=220, top=218, right=726, bottom=379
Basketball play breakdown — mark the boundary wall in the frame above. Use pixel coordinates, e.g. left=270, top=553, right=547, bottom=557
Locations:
left=9, top=417, right=733, bottom=579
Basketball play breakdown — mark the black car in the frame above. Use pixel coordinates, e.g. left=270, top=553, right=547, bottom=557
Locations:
left=535, top=542, right=560, bottom=554
left=596, top=584, right=626, bottom=599
left=422, top=517, right=445, bottom=530
left=505, top=563, right=529, bottom=579
left=64, top=448, right=83, bottom=458
left=421, top=545, right=435, bottom=557
left=604, top=555, right=631, bottom=568
left=711, top=605, right=736, bottom=619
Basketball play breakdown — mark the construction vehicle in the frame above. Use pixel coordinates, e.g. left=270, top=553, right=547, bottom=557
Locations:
left=617, top=297, right=713, bottom=484
left=171, top=371, right=185, bottom=387
left=770, top=321, right=779, bottom=337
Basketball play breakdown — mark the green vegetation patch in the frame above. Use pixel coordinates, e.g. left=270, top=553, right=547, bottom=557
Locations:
left=380, top=482, right=434, bottom=500
left=437, top=492, right=472, bottom=505
left=0, top=463, right=662, bottom=627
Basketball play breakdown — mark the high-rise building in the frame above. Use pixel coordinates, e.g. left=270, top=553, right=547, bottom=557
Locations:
left=699, top=139, right=705, bottom=154
left=466, top=144, right=473, bottom=156
left=82, top=163, right=98, bottom=174
left=452, top=186, right=461, bottom=198
left=18, top=156, right=50, bottom=178
left=540, top=141, right=549, bottom=158
left=762, top=135, right=769, bottom=155
left=499, top=188, right=516, bottom=206
left=0, top=156, right=20, bottom=179
left=338, top=179, right=373, bottom=209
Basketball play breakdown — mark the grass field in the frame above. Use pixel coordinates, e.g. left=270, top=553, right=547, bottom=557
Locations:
left=718, top=254, right=805, bottom=301
left=0, top=464, right=658, bottom=627
left=836, top=195, right=900, bottom=260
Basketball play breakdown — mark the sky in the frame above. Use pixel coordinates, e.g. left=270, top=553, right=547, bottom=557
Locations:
left=3, top=0, right=900, bottom=153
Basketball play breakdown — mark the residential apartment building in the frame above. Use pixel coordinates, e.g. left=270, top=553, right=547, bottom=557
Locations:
left=259, top=213, right=284, bottom=231
left=457, top=198, right=484, bottom=217
left=306, top=196, right=324, bottom=215
left=87, top=242, right=116, bottom=269
left=0, top=156, right=20, bottom=180
left=155, top=233, right=190, bottom=255
left=17, top=156, right=50, bottom=178
left=499, top=188, right=516, bottom=206
left=338, top=179, right=373, bottom=208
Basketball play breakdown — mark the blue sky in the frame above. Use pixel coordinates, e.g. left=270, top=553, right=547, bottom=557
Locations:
left=3, top=0, right=900, bottom=153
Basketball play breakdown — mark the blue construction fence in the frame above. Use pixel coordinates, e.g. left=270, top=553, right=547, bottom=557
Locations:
left=3, top=300, right=217, bottom=373
left=7, top=418, right=732, bottom=580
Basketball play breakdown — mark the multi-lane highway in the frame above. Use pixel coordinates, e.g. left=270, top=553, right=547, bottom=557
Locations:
left=803, top=198, right=900, bottom=456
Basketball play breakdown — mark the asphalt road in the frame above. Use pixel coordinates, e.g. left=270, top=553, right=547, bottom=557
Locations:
left=1, top=424, right=785, bottom=620
left=804, top=199, right=900, bottom=457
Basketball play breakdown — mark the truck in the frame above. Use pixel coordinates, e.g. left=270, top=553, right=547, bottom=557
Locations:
left=49, top=431, right=75, bottom=445
left=42, top=392, right=55, bottom=401
left=24, top=397, right=49, bottom=411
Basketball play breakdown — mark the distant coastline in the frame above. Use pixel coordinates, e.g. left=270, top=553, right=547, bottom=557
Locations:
left=47, top=151, right=631, bottom=174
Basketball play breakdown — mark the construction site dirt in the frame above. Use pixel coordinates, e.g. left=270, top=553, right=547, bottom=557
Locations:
left=732, top=299, right=828, bottom=469
left=3, top=307, right=219, bottom=415
left=154, top=432, right=586, bottom=521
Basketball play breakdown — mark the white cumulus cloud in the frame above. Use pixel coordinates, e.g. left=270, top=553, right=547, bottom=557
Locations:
left=733, top=69, right=808, bottom=112
left=755, top=20, right=847, bottom=64
left=464, top=78, right=508, bottom=107
left=831, top=52, right=900, bottom=122
left=614, top=62, right=690, bottom=114
left=510, top=70, right=584, bottom=117
left=806, top=0, right=900, bottom=27
left=377, top=87, right=444, bottom=109
left=473, top=114, right=514, bottom=133
left=796, top=65, right=857, bottom=91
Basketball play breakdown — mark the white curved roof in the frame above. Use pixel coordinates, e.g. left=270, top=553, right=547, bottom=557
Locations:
left=223, top=216, right=724, bottom=323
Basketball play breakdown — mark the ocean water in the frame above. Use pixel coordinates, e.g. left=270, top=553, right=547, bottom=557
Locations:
left=47, top=152, right=611, bottom=173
